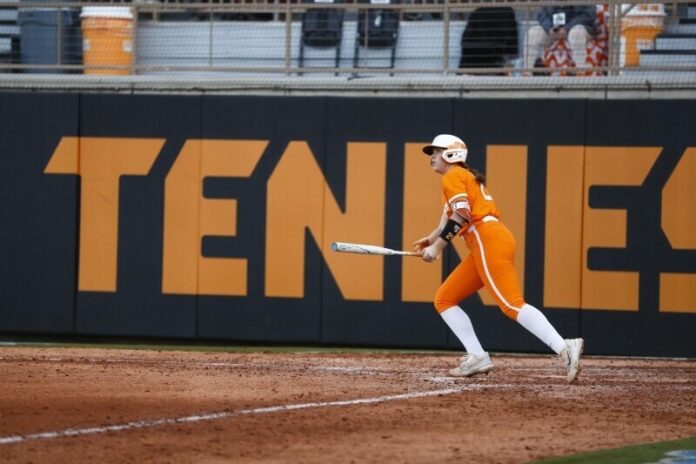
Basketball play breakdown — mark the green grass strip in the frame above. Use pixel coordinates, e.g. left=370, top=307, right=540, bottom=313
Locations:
left=534, top=436, right=696, bottom=464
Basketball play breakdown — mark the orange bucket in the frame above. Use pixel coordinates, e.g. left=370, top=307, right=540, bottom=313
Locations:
left=81, top=7, right=134, bottom=75
left=620, top=4, right=665, bottom=67
left=621, top=26, right=662, bottom=66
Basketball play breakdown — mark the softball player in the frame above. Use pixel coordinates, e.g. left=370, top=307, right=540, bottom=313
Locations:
left=414, top=134, right=584, bottom=383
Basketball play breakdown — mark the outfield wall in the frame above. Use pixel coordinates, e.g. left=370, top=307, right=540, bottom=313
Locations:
left=0, top=93, right=694, bottom=357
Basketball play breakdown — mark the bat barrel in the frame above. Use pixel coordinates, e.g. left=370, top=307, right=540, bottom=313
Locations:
left=330, top=241, right=419, bottom=257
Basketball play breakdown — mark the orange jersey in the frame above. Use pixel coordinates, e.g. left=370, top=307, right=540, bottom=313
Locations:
left=441, top=166, right=500, bottom=226
left=437, top=166, right=521, bottom=320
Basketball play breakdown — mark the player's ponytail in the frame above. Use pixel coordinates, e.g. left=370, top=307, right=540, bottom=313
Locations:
left=463, top=164, right=486, bottom=185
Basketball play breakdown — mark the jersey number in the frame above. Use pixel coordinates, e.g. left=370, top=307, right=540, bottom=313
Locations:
left=480, top=184, right=493, bottom=201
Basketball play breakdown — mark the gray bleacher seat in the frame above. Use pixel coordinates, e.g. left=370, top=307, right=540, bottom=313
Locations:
left=0, top=0, right=20, bottom=71
left=136, top=19, right=466, bottom=76
left=638, top=11, right=696, bottom=72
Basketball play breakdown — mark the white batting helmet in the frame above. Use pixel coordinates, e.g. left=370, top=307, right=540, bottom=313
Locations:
left=422, top=134, right=468, bottom=164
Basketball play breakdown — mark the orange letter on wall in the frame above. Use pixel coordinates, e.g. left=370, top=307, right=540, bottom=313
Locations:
left=581, top=147, right=659, bottom=311
left=162, top=139, right=267, bottom=296
left=401, top=142, right=443, bottom=302
left=474, top=145, right=528, bottom=306
left=545, top=146, right=661, bottom=311
left=45, top=137, right=165, bottom=292
left=266, top=142, right=386, bottom=300
left=544, top=146, right=585, bottom=309
left=660, top=148, right=696, bottom=313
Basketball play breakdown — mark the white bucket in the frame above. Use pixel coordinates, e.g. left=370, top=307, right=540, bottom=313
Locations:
left=621, top=3, right=666, bottom=28
left=80, top=6, right=133, bottom=20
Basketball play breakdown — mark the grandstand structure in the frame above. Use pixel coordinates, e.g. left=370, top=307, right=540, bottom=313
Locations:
left=0, top=0, right=694, bottom=96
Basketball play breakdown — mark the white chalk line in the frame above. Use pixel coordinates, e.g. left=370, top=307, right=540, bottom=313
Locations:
left=0, top=355, right=431, bottom=376
left=0, top=385, right=512, bottom=446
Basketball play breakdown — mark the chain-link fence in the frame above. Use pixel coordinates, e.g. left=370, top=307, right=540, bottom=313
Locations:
left=0, top=0, right=694, bottom=91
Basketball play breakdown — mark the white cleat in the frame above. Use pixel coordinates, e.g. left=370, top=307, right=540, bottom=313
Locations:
left=560, top=338, right=584, bottom=383
left=449, top=352, right=494, bottom=377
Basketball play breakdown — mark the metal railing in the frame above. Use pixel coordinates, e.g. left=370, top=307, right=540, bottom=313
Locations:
left=0, top=0, right=693, bottom=83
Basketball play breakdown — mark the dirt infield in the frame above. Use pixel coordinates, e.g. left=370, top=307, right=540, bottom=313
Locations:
left=0, top=346, right=694, bottom=463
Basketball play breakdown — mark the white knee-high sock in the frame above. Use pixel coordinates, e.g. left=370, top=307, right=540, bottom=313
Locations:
left=440, top=306, right=485, bottom=355
left=517, top=304, right=567, bottom=354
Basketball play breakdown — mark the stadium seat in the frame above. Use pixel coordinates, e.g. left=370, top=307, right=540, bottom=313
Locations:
left=299, top=0, right=344, bottom=73
left=0, top=1, right=19, bottom=73
left=353, top=0, right=400, bottom=73
left=459, top=7, right=518, bottom=74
